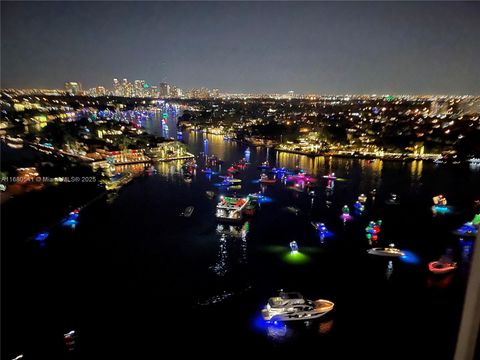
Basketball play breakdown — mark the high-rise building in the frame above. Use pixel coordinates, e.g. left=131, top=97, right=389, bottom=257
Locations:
left=96, top=86, right=106, bottom=96
left=159, top=83, right=170, bottom=98
left=134, top=80, right=146, bottom=97
left=122, top=78, right=133, bottom=97
left=169, top=85, right=178, bottom=98
left=150, top=85, right=158, bottom=98
left=113, top=78, right=121, bottom=96
left=64, top=82, right=82, bottom=95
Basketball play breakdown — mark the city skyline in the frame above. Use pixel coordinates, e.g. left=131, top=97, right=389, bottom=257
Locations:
left=2, top=2, right=480, bottom=94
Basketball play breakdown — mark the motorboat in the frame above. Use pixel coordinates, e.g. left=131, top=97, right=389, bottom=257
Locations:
left=285, top=206, right=300, bottom=215
left=216, top=196, right=250, bottom=223
left=206, top=190, right=215, bottom=199
left=103, top=172, right=134, bottom=190
left=365, top=220, right=382, bottom=240
left=64, top=330, right=77, bottom=350
left=312, top=222, right=327, bottom=233
left=433, top=194, right=447, bottom=206
left=428, top=255, right=457, bottom=275
left=181, top=206, right=194, bottom=218
left=257, top=161, right=271, bottom=170
left=226, top=177, right=241, bottom=184
left=358, top=194, right=367, bottom=204
left=385, top=193, right=400, bottom=205
left=367, top=244, right=405, bottom=257
left=323, top=172, right=337, bottom=180
left=34, top=231, right=49, bottom=242
left=453, top=222, right=478, bottom=237
left=260, top=173, right=276, bottom=184
left=289, top=241, right=299, bottom=252
left=271, top=167, right=288, bottom=174
left=261, top=292, right=334, bottom=322
left=353, top=201, right=365, bottom=212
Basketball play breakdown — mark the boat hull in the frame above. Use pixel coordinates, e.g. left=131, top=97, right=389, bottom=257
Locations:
left=367, top=248, right=405, bottom=257
left=262, top=299, right=334, bottom=322
left=215, top=216, right=243, bottom=224
left=428, top=261, right=457, bottom=274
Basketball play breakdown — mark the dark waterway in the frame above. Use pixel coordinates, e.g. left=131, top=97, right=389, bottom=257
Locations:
left=2, top=110, right=480, bottom=359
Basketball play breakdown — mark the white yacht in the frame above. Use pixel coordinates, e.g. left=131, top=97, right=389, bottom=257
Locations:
left=367, top=244, right=405, bottom=257
left=261, top=292, right=334, bottom=322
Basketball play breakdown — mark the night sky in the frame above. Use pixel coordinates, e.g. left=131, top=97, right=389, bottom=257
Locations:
left=1, top=1, right=479, bottom=94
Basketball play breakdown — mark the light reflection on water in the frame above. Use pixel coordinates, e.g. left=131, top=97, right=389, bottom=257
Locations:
left=210, top=233, right=228, bottom=276
left=254, top=316, right=334, bottom=342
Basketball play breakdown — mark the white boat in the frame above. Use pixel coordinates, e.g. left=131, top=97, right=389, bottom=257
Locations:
left=261, top=292, right=334, bottom=322
left=181, top=206, right=194, bottom=217
left=367, top=244, right=405, bottom=257
left=206, top=190, right=215, bottom=199
left=216, top=196, right=250, bottom=222
left=103, top=172, right=133, bottom=190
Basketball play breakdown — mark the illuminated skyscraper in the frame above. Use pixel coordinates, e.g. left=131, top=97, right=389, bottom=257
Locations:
left=113, top=78, right=121, bottom=96
left=134, top=80, right=146, bottom=97
left=96, top=86, right=106, bottom=96
left=122, top=78, right=133, bottom=97
left=159, top=82, right=170, bottom=98
left=64, top=81, right=82, bottom=95
left=149, top=85, right=158, bottom=98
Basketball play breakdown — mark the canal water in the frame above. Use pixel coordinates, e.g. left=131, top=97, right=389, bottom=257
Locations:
left=2, top=108, right=480, bottom=359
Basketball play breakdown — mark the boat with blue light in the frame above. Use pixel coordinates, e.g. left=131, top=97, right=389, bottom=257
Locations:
left=353, top=201, right=365, bottom=212
left=289, top=241, right=299, bottom=252
left=34, top=231, right=49, bottom=241
left=257, top=161, right=271, bottom=170
left=261, top=292, right=334, bottom=322
left=312, top=222, right=327, bottom=233
left=367, top=244, right=405, bottom=257
left=453, top=222, right=478, bottom=237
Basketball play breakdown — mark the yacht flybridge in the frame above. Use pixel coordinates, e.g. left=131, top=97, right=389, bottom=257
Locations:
left=261, top=292, right=334, bottom=322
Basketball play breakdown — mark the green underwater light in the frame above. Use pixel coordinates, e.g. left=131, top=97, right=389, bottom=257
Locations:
left=283, top=251, right=310, bottom=264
